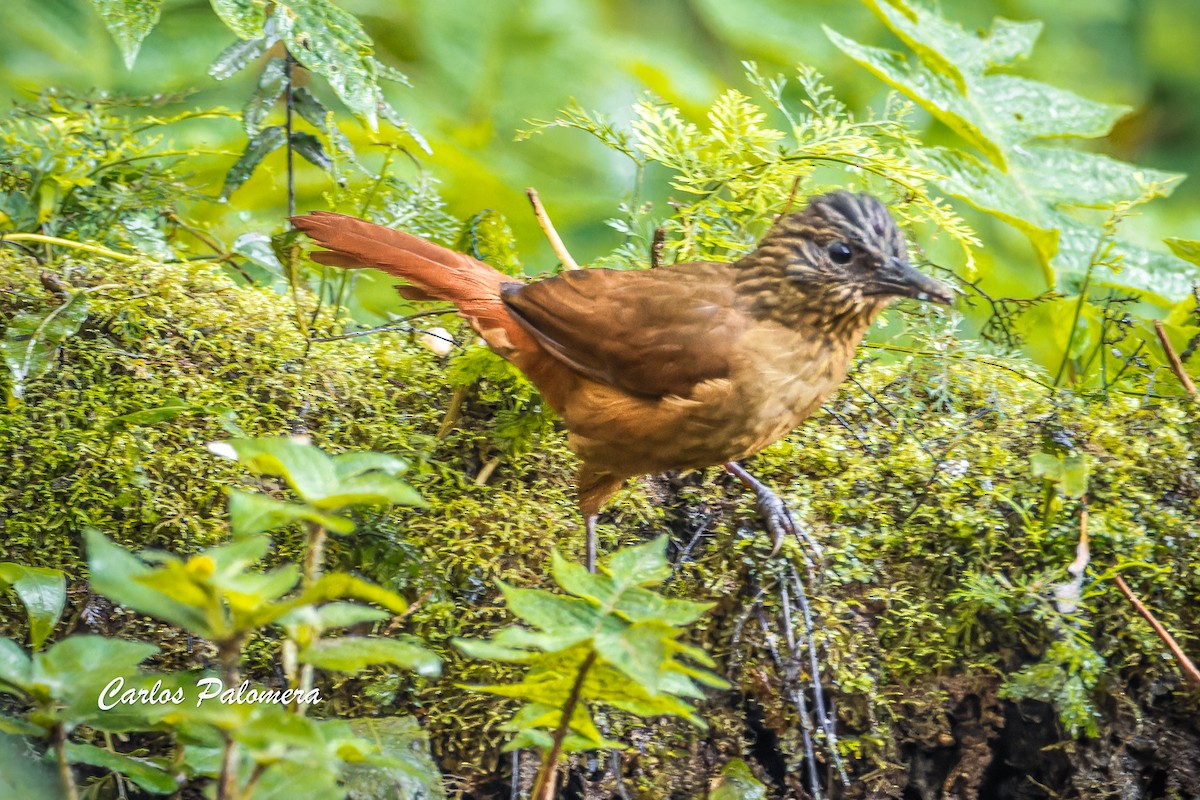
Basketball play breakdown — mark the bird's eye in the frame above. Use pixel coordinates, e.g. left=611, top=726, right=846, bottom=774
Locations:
left=827, top=241, right=853, bottom=265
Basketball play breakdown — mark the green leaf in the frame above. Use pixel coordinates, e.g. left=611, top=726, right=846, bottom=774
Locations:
left=1166, top=238, right=1200, bottom=268
left=244, top=57, right=289, bottom=135
left=290, top=131, right=333, bottom=172
left=299, top=636, right=441, bottom=677
left=86, top=529, right=210, bottom=633
left=331, top=452, right=409, bottom=480
left=274, top=0, right=381, bottom=128
left=209, top=0, right=269, bottom=39
left=89, top=0, right=165, bottom=69
left=710, top=759, right=767, bottom=800
left=105, top=399, right=193, bottom=431
left=209, top=437, right=337, bottom=503
left=310, top=473, right=425, bottom=511
left=604, top=535, right=672, bottom=585
left=2, top=292, right=90, bottom=401
left=227, top=488, right=355, bottom=537
left=209, top=35, right=273, bottom=80
left=0, top=638, right=32, bottom=694
left=343, top=716, right=447, bottom=800
left=498, top=582, right=602, bottom=636
left=65, top=742, right=177, bottom=794
left=276, top=602, right=390, bottom=631
left=32, top=636, right=158, bottom=704
left=0, top=564, right=65, bottom=650
left=593, top=620, right=673, bottom=693
left=0, top=715, right=42, bottom=736
left=220, top=125, right=287, bottom=200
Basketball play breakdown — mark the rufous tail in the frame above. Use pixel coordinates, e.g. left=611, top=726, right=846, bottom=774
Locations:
left=290, top=211, right=535, bottom=360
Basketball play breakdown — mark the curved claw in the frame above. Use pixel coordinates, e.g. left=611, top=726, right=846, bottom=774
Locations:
left=755, top=489, right=796, bottom=556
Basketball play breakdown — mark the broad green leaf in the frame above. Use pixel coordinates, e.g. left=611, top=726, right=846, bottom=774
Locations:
left=710, top=759, right=767, bottom=800
left=343, top=717, right=448, bottom=799
left=2, top=292, right=90, bottom=401
left=274, top=0, right=380, bottom=128
left=209, top=0, right=268, bottom=39
left=0, top=564, right=65, bottom=650
left=0, top=638, right=32, bottom=693
left=252, top=572, right=409, bottom=627
left=220, top=125, right=287, bottom=200
left=86, top=529, right=209, bottom=633
left=65, top=742, right=177, bottom=794
left=32, top=636, right=158, bottom=703
left=310, top=473, right=425, bottom=511
left=593, top=620, right=672, bottom=693
left=1166, top=238, right=1200, bottom=268
left=299, top=636, right=441, bottom=677
left=209, top=35, right=273, bottom=80
left=551, top=551, right=710, bottom=625
left=227, top=489, right=354, bottom=537
left=224, top=565, right=301, bottom=612
left=331, top=452, right=409, bottom=480
left=1053, top=215, right=1199, bottom=305
left=244, top=57, right=289, bottom=135
left=209, top=437, right=337, bottom=503
left=90, top=0, right=165, bottom=69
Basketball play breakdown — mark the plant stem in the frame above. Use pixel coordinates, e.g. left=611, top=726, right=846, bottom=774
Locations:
left=531, top=651, right=597, bottom=800
left=53, top=723, right=79, bottom=800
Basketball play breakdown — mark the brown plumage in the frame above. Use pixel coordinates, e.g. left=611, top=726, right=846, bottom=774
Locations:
left=292, top=192, right=952, bottom=554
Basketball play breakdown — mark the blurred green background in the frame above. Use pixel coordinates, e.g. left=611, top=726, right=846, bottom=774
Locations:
left=3, top=0, right=1199, bottom=280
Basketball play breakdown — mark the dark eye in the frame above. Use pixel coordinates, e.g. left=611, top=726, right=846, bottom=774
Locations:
left=827, top=241, right=853, bottom=264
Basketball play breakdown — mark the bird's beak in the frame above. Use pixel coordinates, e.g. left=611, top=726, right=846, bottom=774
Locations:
left=877, top=258, right=955, bottom=305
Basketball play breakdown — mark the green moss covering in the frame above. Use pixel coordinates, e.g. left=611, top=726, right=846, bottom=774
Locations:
left=2, top=251, right=1199, bottom=796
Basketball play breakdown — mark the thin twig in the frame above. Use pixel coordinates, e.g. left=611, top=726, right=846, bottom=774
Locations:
left=1113, top=573, right=1200, bottom=690
left=54, top=723, right=79, bottom=800
left=525, top=188, right=578, bottom=270
left=1154, top=320, right=1198, bottom=398
left=756, top=608, right=822, bottom=800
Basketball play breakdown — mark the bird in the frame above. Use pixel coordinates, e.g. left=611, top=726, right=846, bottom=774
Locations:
left=291, top=191, right=953, bottom=567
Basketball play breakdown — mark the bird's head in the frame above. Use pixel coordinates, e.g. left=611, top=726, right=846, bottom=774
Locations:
left=750, top=191, right=954, bottom=313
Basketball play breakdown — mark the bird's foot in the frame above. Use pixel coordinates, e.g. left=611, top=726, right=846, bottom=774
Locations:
left=724, top=462, right=815, bottom=557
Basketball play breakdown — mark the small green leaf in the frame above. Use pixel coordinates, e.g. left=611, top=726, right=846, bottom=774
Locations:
left=277, top=602, right=390, bottom=631
left=220, top=125, right=287, bottom=200
left=0, top=714, right=43, bottom=736
left=1166, top=238, right=1200, bottom=268
left=0, top=564, right=65, bottom=650
left=244, top=57, right=289, bottom=135
left=227, top=489, right=354, bottom=537
left=331, top=451, right=409, bottom=480
left=290, top=131, right=333, bottom=172
left=209, top=437, right=337, bottom=503
left=85, top=529, right=210, bottom=633
left=2, top=292, right=90, bottom=401
left=300, top=636, right=441, bottom=677
left=90, top=0, right=165, bottom=69
left=65, top=742, right=177, bottom=794
left=604, top=535, right=672, bottom=586
left=209, top=35, right=272, bottom=80
left=105, top=399, right=193, bottom=431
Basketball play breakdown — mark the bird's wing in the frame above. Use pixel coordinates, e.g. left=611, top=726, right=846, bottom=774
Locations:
left=500, top=262, right=745, bottom=398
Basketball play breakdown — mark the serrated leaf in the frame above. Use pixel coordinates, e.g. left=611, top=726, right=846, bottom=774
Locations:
left=90, top=0, right=165, bottom=69
left=2, top=292, right=90, bottom=401
left=0, top=564, right=65, bottom=650
left=209, top=35, right=272, bottom=80
left=244, top=57, right=288, bottom=135
left=498, top=582, right=602, bottom=636
left=65, top=742, right=177, bottom=794
left=604, top=535, right=672, bottom=585
left=274, top=0, right=380, bottom=128
left=209, top=0, right=268, bottom=39
left=300, top=636, right=441, bottom=677
left=220, top=125, right=286, bottom=200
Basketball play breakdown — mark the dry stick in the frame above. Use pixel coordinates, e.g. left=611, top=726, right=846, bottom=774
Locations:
left=756, top=608, right=822, bottom=800
left=526, top=188, right=579, bottom=270
left=1113, top=573, right=1200, bottom=690
left=787, top=566, right=849, bottom=786
left=1153, top=320, right=1198, bottom=398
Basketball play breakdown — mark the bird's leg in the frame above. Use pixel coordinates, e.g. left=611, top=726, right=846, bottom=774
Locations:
left=585, top=514, right=598, bottom=573
left=724, top=462, right=796, bottom=556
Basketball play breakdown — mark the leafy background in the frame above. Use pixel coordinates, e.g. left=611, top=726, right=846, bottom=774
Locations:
left=4, top=0, right=1199, bottom=269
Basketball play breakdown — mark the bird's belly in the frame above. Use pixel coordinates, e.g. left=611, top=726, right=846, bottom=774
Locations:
left=562, top=328, right=854, bottom=478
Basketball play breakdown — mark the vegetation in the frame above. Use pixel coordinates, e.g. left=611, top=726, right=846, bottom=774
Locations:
left=1, top=0, right=1198, bottom=798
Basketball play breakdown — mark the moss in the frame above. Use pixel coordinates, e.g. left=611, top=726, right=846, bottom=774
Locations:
left=2, top=252, right=1199, bottom=796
